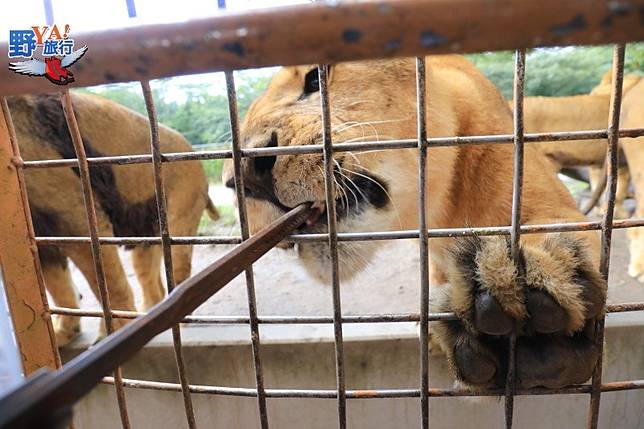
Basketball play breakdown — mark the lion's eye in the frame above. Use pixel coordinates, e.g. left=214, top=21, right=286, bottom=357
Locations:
left=303, top=68, right=320, bottom=95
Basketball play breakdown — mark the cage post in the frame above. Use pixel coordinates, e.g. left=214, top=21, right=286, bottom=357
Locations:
left=60, top=91, right=131, bottom=429
left=0, top=99, right=60, bottom=375
left=140, top=81, right=197, bottom=429
left=319, top=63, right=348, bottom=429
left=505, top=48, right=527, bottom=429
left=587, top=43, right=626, bottom=429
left=415, top=56, right=431, bottom=429
left=225, top=71, right=270, bottom=429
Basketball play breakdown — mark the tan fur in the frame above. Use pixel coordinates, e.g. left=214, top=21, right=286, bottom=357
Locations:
left=224, top=56, right=599, bottom=276
left=621, top=79, right=644, bottom=281
left=224, top=55, right=609, bottom=388
left=10, top=92, right=215, bottom=345
left=474, top=238, right=525, bottom=320
left=520, top=73, right=641, bottom=219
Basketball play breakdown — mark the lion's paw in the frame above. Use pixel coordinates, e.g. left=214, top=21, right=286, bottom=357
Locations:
left=627, top=227, right=644, bottom=283
left=431, top=234, right=606, bottom=389
left=54, top=315, right=81, bottom=348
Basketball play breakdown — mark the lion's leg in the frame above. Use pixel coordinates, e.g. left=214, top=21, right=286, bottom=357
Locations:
left=430, top=227, right=606, bottom=388
left=613, top=167, right=630, bottom=219
left=167, top=200, right=201, bottom=285
left=622, top=137, right=644, bottom=282
left=588, top=166, right=605, bottom=215
left=132, top=245, right=165, bottom=311
left=67, top=244, right=135, bottom=340
left=43, top=260, right=81, bottom=347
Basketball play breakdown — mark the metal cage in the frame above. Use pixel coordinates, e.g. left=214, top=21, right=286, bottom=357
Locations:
left=0, top=1, right=643, bottom=429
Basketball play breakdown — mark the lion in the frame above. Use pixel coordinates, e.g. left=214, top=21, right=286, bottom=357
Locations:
left=520, top=72, right=641, bottom=219
left=620, top=79, right=644, bottom=282
left=222, top=55, right=608, bottom=389
left=521, top=72, right=644, bottom=284
left=8, top=92, right=219, bottom=346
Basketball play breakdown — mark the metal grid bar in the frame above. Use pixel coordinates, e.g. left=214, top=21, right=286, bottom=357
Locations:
left=48, top=301, right=644, bottom=324
left=2, top=0, right=643, bottom=96
left=59, top=91, right=131, bottom=429
left=504, top=48, right=527, bottom=429
left=19, top=128, right=644, bottom=170
left=140, top=81, right=197, bottom=429
left=226, top=71, right=270, bottom=429
left=319, top=63, right=348, bottom=429
left=100, top=376, right=644, bottom=398
left=415, top=57, right=431, bottom=429
left=587, top=44, right=626, bottom=429
left=31, top=216, right=644, bottom=246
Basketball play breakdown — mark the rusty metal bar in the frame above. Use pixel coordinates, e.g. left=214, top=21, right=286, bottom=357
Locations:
left=33, top=216, right=644, bottom=246
left=505, top=48, right=527, bottom=429
left=226, top=71, right=270, bottom=429
left=415, top=56, right=431, bottom=429
left=140, top=81, right=197, bottom=429
left=101, top=376, right=644, bottom=399
left=0, top=99, right=61, bottom=375
left=587, top=44, right=625, bottom=429
left=1, top=0, right=643, bottom=95
left=319, top=63, right=348, bottom=429
left=59, top=91, right=131, bottom=429
left=19, top=128, right=644, bottom=170
left=49, top=300, right=644, bottom=323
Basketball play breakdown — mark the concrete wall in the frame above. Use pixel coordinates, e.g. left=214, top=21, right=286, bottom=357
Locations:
left=62, top=312, right=644, bottom=429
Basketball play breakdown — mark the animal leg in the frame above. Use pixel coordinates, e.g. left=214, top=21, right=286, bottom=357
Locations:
left=43, top=260, right=81, bottom=347
left=132, top=245, right=165, bottom=311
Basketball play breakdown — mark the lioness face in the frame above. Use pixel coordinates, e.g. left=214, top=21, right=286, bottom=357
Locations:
left=223, top=59, right=420, bottom=281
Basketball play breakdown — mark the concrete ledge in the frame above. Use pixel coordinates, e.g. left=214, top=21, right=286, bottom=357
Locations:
left=62, top=312, right=644, bottom=429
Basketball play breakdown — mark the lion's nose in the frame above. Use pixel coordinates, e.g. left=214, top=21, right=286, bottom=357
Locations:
left=224, top=132, right=280, bottom=204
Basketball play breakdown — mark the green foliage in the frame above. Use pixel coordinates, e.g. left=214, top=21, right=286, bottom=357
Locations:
left=467, top=43, right=644, bottom=99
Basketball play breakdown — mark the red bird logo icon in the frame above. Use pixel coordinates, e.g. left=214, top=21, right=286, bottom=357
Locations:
left=9, top=46, right=88, bottom=85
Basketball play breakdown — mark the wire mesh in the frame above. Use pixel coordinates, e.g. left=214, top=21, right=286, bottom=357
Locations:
left=0, top=0, right=642, bottom=428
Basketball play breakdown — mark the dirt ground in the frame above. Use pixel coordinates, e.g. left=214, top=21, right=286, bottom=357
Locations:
left=67, top=186, right=644, bottom=332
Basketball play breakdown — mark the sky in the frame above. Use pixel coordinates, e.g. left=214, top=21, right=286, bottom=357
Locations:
left=2, top=0, right=310, bottom=100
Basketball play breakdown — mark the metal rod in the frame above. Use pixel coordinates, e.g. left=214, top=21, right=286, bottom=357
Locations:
left=125, top=0, right=137, bottom=18
left=505, top=48, right=526, bottom=429
left=587, top=44, right=625, bottom=429
left=19, top=128, right=644, bottom=170
left=1, top=0, right=643, bottom=95
left=319, top=63, right=347, bottom=429
left=43, top=0, right=54, bottom=25
left=141, top=81, right=197, bottom=429
left=32, top=216, right=644, bottom=246
left=226, top=70, right=270, bottom=429
left=48, top=301, right=644, bottom=324
left=415, top=56, right=431, bottom=429
left=59, top=91, right=131, bottom=428
left=100, top=377, right=644, bottom=399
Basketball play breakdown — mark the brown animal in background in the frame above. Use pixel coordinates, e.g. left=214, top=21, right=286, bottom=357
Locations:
left=521, top=72, right=644, bottom=283
left=9, top=92, right=219, bottom=346
left=519, top=72, right=641, bottom=219
left=620, top=79, right=644, bottom=282
left=223, top=55, right=607, bottom=389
